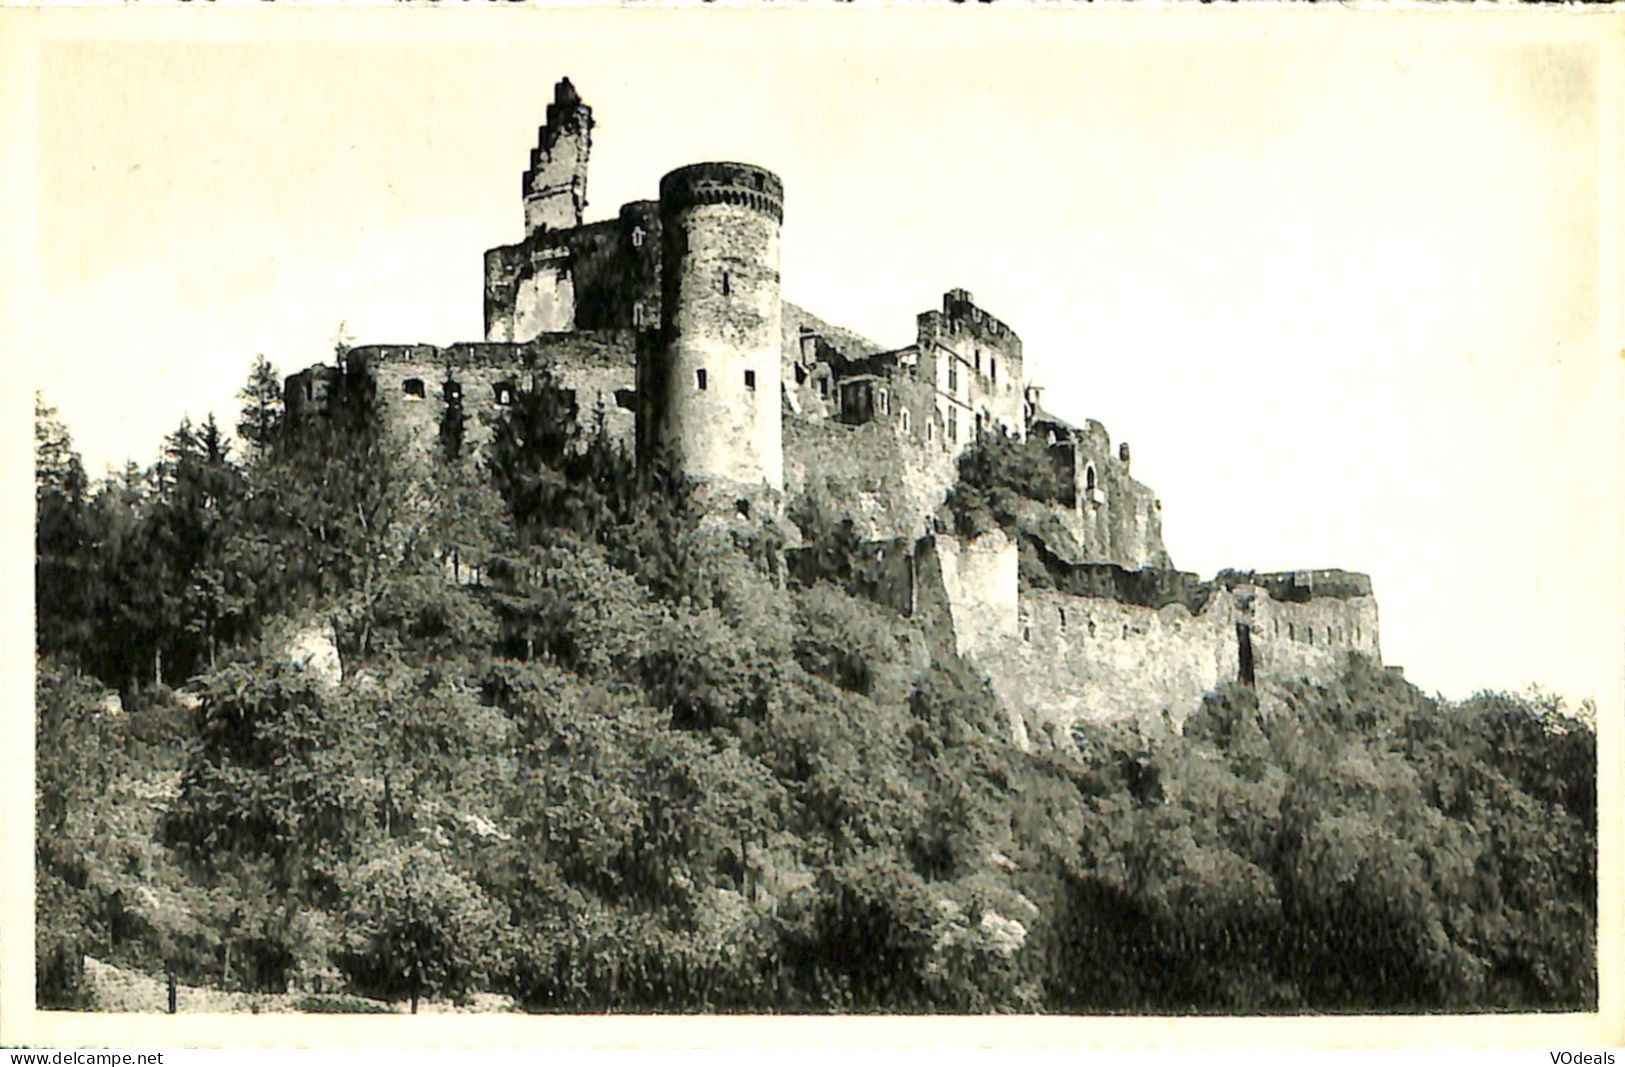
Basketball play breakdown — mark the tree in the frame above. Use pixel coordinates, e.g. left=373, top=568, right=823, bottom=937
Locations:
left=165, top=657, right=376, bottom=901
left=944, top=424, right=1067, bottom=538
left=149, top=414, right=248, bottom=677
left=35, top=396, right=97, bottom=665
left=235, top=355, right=285, bottom=462
left=336, top=841, right=506, bottom=1013
left=35, top=658, right=118, bottom=1005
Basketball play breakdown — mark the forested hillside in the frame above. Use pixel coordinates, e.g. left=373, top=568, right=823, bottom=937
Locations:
left=34, top=353, right=1596, bottom=1013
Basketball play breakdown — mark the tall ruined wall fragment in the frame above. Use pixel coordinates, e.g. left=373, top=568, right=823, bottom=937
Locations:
left=1032, top=416, right=1169, bottom=570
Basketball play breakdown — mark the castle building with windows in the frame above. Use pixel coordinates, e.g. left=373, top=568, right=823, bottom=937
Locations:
left=284, top=78, right=1386, bottom=747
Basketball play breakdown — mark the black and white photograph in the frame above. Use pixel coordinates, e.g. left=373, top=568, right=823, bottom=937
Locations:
left=2, top=5, right=1620, bottom=1047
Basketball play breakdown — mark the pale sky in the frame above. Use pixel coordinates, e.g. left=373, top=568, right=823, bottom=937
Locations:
left=5, top=9, right=1622, bottom=708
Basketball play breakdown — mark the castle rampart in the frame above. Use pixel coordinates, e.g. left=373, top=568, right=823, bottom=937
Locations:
left=641, top=162, right=785, bottom=494
left=347, top=333, right=637, bottom=460
left=982, top=571, right=1381, bottom=747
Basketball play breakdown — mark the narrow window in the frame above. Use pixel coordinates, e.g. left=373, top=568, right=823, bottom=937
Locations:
left=1085, top=464, right=1097, bottom=492
left=632, top=303, right=645, bottom=327
left=948, top=408, right=959, bottom=443
left=721, top=272, right=731, bottom=296
left=818, top=378, right=829, bottom=399
left=744, top=369, right=756, bottom=391
left=949, top=364, right=958, bottom=392
left=696, top=368, right=708, bottom=391
left=1236, top=623, right=1256, bottom=687
left=1058, top=607, right=1067, bottom=629
left=631, top=226, right=645, bottom=248
left=990, top=357, right=997, bottom=384
left=403, top=377, right=426, bottom=399
left=900, top=409, right=911, bottom=434
left=879, top=390, right=889, bottom=414
left=926, top=421, right=934, bottom=442
left=493, top=380, right=516, bottom=406
left=975, top=350, right=982, bottom=373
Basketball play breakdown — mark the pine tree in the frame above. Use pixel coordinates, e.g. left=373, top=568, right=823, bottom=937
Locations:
left=35, top=396, right=96, bottom=665
left=235, top=355, right=285, bottom=463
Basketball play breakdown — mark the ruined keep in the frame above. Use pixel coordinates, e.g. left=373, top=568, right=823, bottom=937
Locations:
left=284, top=77, right=1386, bottom=747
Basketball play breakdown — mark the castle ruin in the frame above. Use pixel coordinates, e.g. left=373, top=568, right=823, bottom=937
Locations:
left=284, top=77, right=1384, bottom=747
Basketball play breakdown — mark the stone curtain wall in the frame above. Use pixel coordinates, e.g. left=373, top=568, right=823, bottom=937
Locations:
left=783, top=417, right=957, bottom=541
left=355, top=331, right=637, bottom=461
left=1244, top=586, right=1381, bottom=679
left=927, top=528, right=1020, bottom=659
left=974, top=583, right=1381, bottom=749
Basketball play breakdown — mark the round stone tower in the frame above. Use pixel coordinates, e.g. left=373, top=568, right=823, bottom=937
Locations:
left=645, top=161, right=784, bottom=494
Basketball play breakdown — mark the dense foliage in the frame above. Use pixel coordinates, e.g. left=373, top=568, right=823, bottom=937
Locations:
left=35, top=361, right=1597, bottom=1014
left=944, top=426, right=1069, bottom=539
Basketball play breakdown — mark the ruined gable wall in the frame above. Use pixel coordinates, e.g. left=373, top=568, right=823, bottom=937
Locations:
left=781, top=303, right=887, bottom=369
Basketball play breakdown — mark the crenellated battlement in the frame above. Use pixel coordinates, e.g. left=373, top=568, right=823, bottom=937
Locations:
left=657, top=162, right=784, bottom=224
left=918, top=289, right=1024, bottom=358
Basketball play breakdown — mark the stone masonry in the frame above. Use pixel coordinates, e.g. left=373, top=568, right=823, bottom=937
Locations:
left=284, top=76, right=1386, bottom=743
